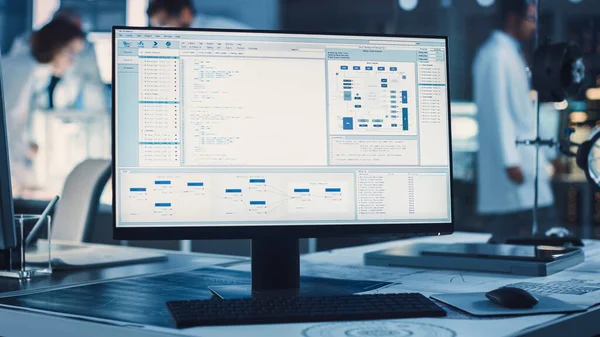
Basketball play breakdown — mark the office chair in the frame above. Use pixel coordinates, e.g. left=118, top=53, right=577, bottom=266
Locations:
left=51, top=159, right=111, bottom=243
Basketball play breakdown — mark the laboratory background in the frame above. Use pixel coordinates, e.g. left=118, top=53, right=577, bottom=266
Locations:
left=0, top=0, right=599, bottom=255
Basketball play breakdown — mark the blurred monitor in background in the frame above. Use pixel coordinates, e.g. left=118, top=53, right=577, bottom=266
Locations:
left=147, top=0, right=251, bottom=29
left=8, top=6, right=107, bottom=114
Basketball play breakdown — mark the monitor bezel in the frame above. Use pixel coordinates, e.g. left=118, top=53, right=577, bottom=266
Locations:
left=0, top=47, right=16, bottom=250
left=112, top=26, right=454, bottom=240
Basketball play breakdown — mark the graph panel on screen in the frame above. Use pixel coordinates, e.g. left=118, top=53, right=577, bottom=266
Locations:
left=114, top=29, right=451, bottom=228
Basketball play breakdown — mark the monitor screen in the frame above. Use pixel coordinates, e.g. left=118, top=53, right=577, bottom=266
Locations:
left=113, top=28, right=452, bottom=231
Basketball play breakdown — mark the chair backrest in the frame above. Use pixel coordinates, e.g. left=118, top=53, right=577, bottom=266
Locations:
left=51, top=159, right=111, bottom=243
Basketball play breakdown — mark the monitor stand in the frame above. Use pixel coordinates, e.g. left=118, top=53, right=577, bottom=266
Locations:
left=209, top=238, right=347, bottom=299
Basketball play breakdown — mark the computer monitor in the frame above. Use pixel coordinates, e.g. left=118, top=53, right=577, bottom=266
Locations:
left=0, top=51, right=18, bottom=266
left=112, top=27, right=453, bottom=294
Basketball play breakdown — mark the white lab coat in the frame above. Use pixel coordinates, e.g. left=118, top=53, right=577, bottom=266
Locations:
left=191, top=13, right=251, bottom=30
left=9, top=33, right=107, bottom=112
left=1, top=53, right=54, bottom=185
left=473, top=30, right=555, bottom=214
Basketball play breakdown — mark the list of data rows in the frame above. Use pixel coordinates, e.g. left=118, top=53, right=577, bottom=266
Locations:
left=139, top=57, right=180, bottom=101
left=138, top=56, right=181, bottom=166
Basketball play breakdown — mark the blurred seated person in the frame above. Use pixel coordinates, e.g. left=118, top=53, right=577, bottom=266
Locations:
left=2, top=19, right=85, bottom=192
left=9, top=6, right=107, bottom=113
left=147, top=0, right=251, bottom=29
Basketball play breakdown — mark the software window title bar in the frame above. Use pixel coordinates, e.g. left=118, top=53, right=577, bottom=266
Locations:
left=115, top=29, right=445, bottom=47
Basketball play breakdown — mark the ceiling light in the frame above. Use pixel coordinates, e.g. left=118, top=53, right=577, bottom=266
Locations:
left=587, top=88, right=600, bottom=100
left=554, top=100, right=569, bottom=110
left=451, top=117, right=479, bottom=140
left=570, top=111, right=588, bottom=123
left=398, top=0, right=418, bottom=11
left=477, top=0, right=495, bottom=7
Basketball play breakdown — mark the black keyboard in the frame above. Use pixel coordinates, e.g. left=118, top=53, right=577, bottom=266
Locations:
left=166, top=293, right=446, bottom=328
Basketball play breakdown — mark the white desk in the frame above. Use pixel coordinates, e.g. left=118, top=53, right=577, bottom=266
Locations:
left=1, top=232, right=599, bottom=337
left=302, top=232, right=600, bottom=337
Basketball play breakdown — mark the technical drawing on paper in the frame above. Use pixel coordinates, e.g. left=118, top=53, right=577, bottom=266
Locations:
left=302, top=321, right=456, bottom=337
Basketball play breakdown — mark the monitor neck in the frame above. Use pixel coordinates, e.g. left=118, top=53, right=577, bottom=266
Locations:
left=0, top=248, right=20, bottom=271
left=251, top=237, right=300, bottom=292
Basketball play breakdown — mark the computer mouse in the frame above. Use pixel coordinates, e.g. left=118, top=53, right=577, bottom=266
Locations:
left=485, top=287, right=539, bottom=309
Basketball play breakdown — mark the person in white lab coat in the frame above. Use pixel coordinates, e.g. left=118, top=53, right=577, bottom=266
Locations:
left=473, top=0, right=564, bottom=242
left=9, top=7, right=107, bottom=112
left=2, top=19, right=85, bottom=190
left=146, top=0, right=251, bottom=29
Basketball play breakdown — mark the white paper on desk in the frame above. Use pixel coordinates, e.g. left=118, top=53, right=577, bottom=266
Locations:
left=570, top=259, right=600, bottom=274
left=350, top=259, right=594, bottom=311
left=582, top=240, right=600, bottom=258
left=231, top=258, right=528, bottom=295
left=170, top=315, right=562, bottom=337
left=229, top=259, right=526, bottom=293
left=353, top=269, right=528, bottom=295
left=502, top=270, right=600, bottom=307
left=569, top=246, right=600, bottom=274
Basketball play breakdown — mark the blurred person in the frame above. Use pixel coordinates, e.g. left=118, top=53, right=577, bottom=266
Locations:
left=473, top=0, right=563, bottom=242
left=9, top=6, right=107, bottom=112
left=2, top=19, right=85, bottom=190
left=147, top=0, right=251, bottom=29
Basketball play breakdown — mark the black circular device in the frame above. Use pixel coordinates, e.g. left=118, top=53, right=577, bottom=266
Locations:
left=532, top=40, right=585, bottom=102
left=576, top=127, right=600, bottom=190
left=532, top=39, right=594, bottom=189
